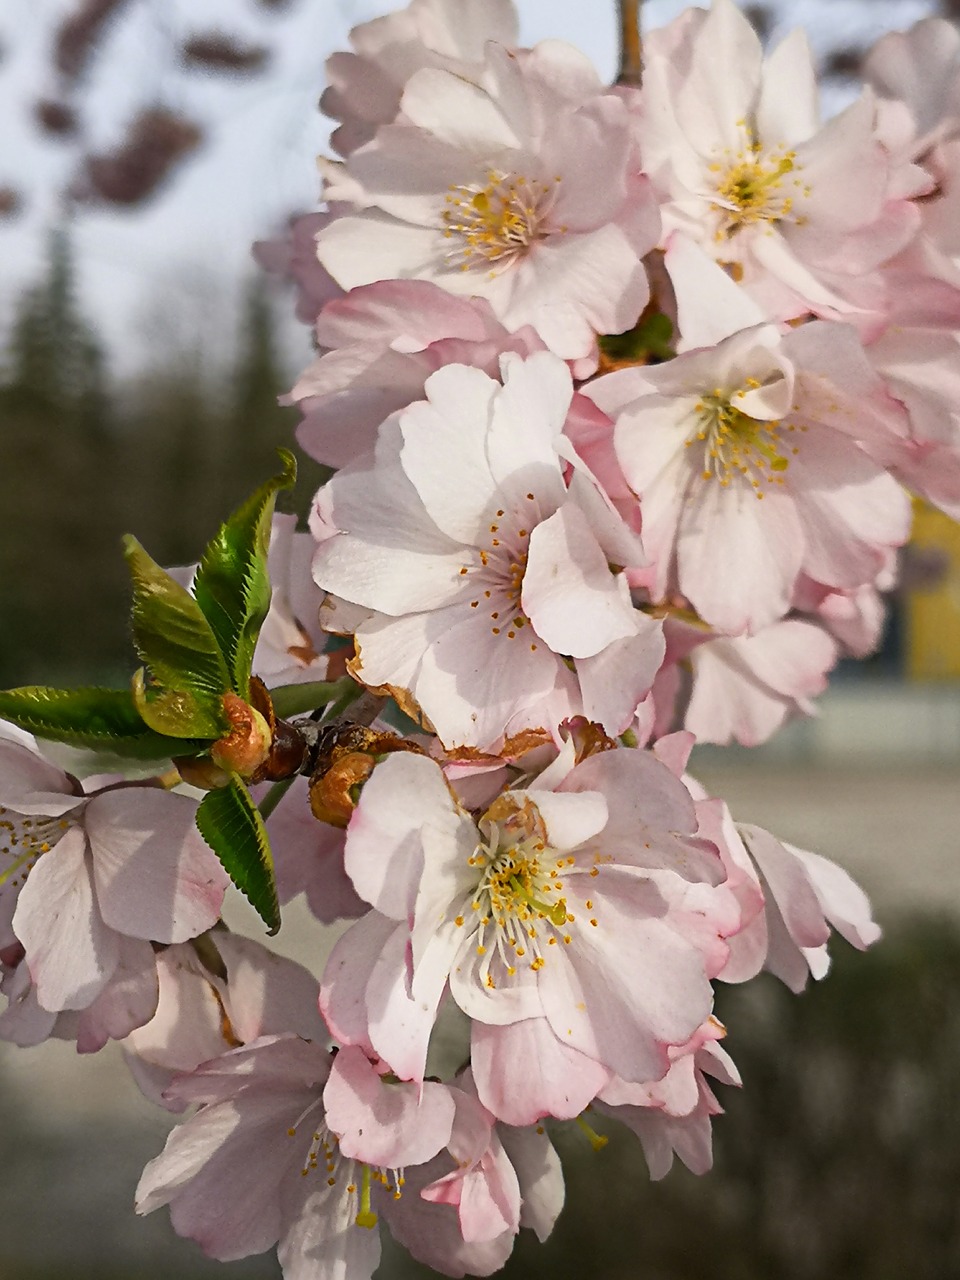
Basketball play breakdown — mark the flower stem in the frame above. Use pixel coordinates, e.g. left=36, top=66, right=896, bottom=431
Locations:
left=258, top=776, right=295, bottom=821
left=617, top=0, right=643, bottom=87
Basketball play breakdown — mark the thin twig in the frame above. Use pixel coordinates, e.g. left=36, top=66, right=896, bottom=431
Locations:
left=617, top=0, right=643, bottom=87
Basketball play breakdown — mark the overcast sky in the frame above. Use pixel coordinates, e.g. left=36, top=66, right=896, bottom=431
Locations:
left=0, top=0, right=939, bottom=375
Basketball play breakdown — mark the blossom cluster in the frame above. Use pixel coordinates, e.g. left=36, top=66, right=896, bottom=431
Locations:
left=2, top=1, right=959, bottom=1278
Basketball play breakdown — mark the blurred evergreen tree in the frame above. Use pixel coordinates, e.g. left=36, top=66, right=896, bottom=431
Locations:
left=0, top=225, right=129, bottom=684
left=216, top=275, right=324, bottom=519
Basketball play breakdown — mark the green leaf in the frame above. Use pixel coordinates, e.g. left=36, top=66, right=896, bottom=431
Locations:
left=268, top=679, right=353, bottom=721
left=196, top=774, right=280, bottom=934
left=0, top=685, right=199, bottom=759
left=124, top=535, right=232, bottom=703
left=599, top=311, right=675, bottom=366
left=131, top=669, right=228, bottom=741
left=193, top=450, right=297, bottom=700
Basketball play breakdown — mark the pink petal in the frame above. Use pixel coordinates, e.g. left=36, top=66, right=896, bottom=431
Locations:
left=86, top=789, right=228, bottom=944
left=0, top=738, right=79, bottom=816
left=75, top=935, right=159, bottom=1052
left=523, top=502, right=639, bottom=658
left=324, top=1045, right=455, bottom=1166
left=14, top=827, right=119, bottom=1011
left=472, top=1017, right=610, bottom=1125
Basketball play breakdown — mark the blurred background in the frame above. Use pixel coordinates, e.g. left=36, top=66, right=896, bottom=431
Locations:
left=1, top=0, right=960, bottom=1276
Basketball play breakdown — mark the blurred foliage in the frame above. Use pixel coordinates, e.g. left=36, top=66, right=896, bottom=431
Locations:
left=0, top=228, right=314, bottom=687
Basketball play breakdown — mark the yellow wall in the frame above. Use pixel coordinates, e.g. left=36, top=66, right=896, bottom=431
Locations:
left=906, top=502, right=960, bottom=680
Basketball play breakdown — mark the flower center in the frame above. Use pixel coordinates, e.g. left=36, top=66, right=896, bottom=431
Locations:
left=286, top=1104, right=403, bottom=1229
left=687, top=385, right=801, bottom=497
left=442, top=171, right=560, bottom=272
left=0, top=806, right=72, bottom=893
left=708, top=127, right=808, bottom=238
left=460, top=499, right=539, bottom=651
left=455, top=797, right=579, bottom=984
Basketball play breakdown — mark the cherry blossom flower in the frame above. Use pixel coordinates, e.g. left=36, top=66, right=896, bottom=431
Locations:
left=596, top=1021, right=741, bottom=1179
left=639, top=0, right=917, bottom=322
left=317, top=41, right=659, bottom=360
left=253, top=213, right=342, bottom=326
left=320, top=747, right=738, bottom=1124
left=136, top=1034, right=544, bottom=1279
left=0, top=737, right=228, bottom=1016
left=322, top=0, right=520, bottom=158
left=386, top=1070, right=564, bottom=1274
left=0, top=935, right=159, bottom=1053
left=255, top=515, right=332, bottom=687
left=862, top=18, right=960, bottom=160
left=735, top=824, right=881, bottom=993
left=682, top=617, right=838, bottom=747
left=687, top=780, right=880, bottom=995
left=312, top=353, right=664, bottom=751
left=587, top=310, right=912, bottom=635
left=288, top=279, right=544, bottom=470
left=123, top=931, right=329, bottom=1110
left=136, top=1037, right=389, bottom=1277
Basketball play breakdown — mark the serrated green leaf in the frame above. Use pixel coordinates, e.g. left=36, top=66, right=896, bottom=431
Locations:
left=131, top=669, right=227, bottom=740
left=268, top=679, right=352, bottom=721
left=193, top=450, right=297, bottom=701
left=196, top=774, right=280, bottom=933
left=0, top=685, right=199, bottom=759
left=124, top=535, right=232, bottom=702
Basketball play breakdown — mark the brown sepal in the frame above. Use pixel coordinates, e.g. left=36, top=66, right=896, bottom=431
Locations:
left=308, top=727, right=426, bottom=827
left=559, top=717, right=619, bottom=763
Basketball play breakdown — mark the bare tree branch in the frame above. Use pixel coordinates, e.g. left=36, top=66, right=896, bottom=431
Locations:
left=617, top=0, right=643, bottom=88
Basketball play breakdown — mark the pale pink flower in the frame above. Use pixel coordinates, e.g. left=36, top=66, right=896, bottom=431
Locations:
left=793, top=577, right=888, bottom=659
left=683, top=618, right=838, bottom=748
left=597, top=1021, right=740, bottom=1179
left=317, top=42, right=658, bottom=360
left=639, top=0, right=918, bottom=322
left=862, top=18, right=960, bottom=160
left=322, top=0, right=519, bottom=158
left=0, top=737, right=228, bottom=1015
left=288, top=279, right=544, bottom=470
left=734, top=824, right=881, bottom=993
left=124, top=932, right=329, bottom=1110
left=385, top=1071, right=564, bottom=1274
left=321, top=747, right=738, bottom=1124
left=0, top=935, right=159, bottom=1053
left=588, top=314, right=912, bottom=635
left=136, top=1035, right=514, bottom=1279
left=312, top=354, right=664, bottom=751
left=254, top=514, right=331, bottom=687
left=688, top=794, right=768, bottom=986
left=253, top=213, right=342, bottom=326
left=861, top=252, right=960, bottom=519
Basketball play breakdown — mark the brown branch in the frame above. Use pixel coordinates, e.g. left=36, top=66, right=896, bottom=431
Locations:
left=617, top=0, right=643, bottom=88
